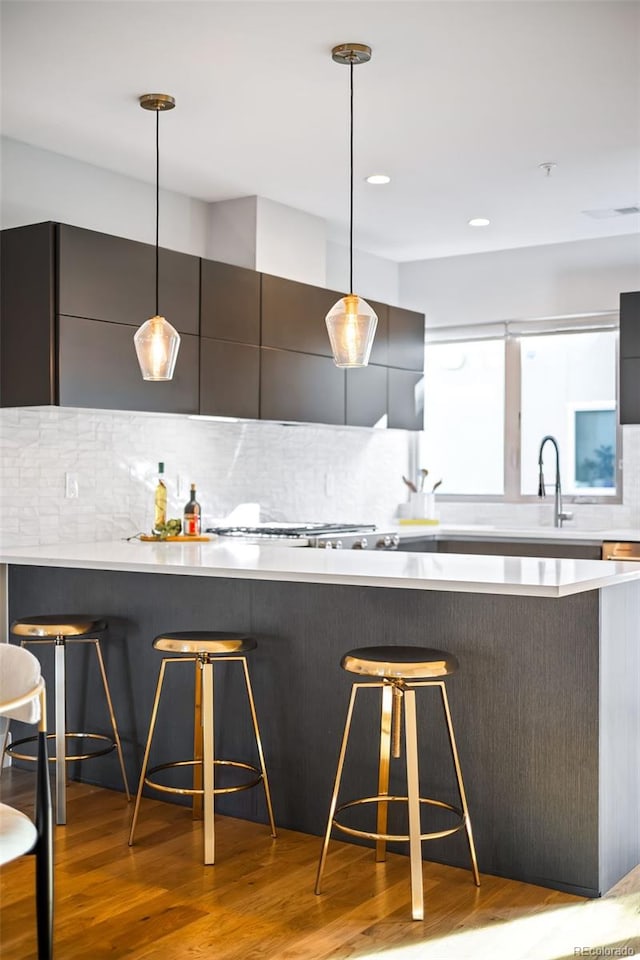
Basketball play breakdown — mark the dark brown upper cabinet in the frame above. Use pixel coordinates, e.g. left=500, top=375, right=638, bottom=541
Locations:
left=261, top=274, right=343, bottom=357
left=1, top=221, right=57, bottom=406
left=367, top=300, right=389, bottom=367
left=387, top=306, right=425, bottom=371
left=1, top=221, right=426, bottom=429
left=200, top=339, right=260, bottom=419
left=346, top=365, right=388, bottom=428
left=388, top=368, right=424, bottom=430
left=59, top=315, right=199, bottom=414
left=58, top=224, right=199, bottom=334
left=200, top=260, right=260, bottom=344
left=1, top=222, right=199, bottom=412
left=620, top=291, right=640, bottom=358
left=260, top=348, right=345, bottom=425
left=619, top=292, right=640, bottom=424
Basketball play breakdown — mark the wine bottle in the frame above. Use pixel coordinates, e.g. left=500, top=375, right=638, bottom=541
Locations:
left=183, top=483, right=201, bottom=536
left=154, top=462, right=167, bottom=531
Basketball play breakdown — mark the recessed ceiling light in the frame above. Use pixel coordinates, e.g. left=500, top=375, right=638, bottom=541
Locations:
left=366, top=174, right=391, bottom=185
left=468, top=217, right=490, bottom=227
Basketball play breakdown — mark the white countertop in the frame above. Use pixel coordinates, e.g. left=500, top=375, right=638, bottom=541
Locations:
left=2, top=538, right=640, bottom=598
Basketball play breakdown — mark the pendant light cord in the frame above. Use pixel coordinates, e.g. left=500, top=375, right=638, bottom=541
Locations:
left=155, top=108, right=160, bottom=317
left=349, top=60, right=354, bottom=295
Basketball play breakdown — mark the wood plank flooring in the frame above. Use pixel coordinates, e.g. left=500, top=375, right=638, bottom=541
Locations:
left=1, top=770, right=639, bottom=960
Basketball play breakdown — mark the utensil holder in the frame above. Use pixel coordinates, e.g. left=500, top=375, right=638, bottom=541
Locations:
left=409, top=492, right=437, bottom=519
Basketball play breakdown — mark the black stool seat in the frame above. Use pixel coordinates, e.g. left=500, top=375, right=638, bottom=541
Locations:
left=153, top=632, right=256, bottom=655
left=341, top=645, right=458, bottom=680
left=11, top=616, right=107, bottom=639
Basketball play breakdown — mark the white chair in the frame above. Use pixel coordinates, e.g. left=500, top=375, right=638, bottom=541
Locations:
left=0, top=643, right=53, bottom=960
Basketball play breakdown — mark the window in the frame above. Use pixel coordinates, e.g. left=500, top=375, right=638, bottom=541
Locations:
left=423, top=340, right=504, bottom=495
left=423, top=318, right=620, bottom=501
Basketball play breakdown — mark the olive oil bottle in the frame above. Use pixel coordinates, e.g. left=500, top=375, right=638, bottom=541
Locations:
left=154, top=462, right=167, bottom=531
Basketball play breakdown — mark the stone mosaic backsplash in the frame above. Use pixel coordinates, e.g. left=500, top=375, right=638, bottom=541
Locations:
left=0, top=407, right=413, bottom=546
left=1, top=407, right=640, bottom=548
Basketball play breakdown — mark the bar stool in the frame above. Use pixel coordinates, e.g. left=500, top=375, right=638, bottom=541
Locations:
left=6, top=615, right=131, bottom=826
left=128, top=632, right=276, bottom=865
left=315, top=645, right=480, bottom=921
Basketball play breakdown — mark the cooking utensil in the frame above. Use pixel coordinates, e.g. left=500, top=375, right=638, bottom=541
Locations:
left=419, top=468, right=429, bottom=491
left=432, top=480, right=442, bottom=493
left=402, top=475, right=418, bottom=493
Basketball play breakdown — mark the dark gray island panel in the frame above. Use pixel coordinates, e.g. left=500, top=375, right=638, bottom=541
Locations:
left=8, top=564, right=639, bottom=898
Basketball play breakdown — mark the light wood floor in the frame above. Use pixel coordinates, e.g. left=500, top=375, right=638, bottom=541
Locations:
left=1, top=770, right=639, bottom=960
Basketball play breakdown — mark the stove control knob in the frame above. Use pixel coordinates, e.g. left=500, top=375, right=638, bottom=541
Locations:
left=390, top=535, right=400, bottom=549
left=376, top=536, right=392, bottom=549
left=352, top=537, right=368, bottom=550
left=324, top=539, right=343, bottom=550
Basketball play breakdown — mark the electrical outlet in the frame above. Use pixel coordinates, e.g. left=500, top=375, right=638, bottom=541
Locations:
left=65, top=472, right=79, bottom=499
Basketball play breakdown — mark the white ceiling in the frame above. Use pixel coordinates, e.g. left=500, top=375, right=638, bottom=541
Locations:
left=1, top=1, right=639, bottom=261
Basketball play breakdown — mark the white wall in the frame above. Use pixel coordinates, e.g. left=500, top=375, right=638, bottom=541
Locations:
left=255, top=197, right=326, bottom=286
left=206, top=195, right=258, bottom=269
left=0, top=136, right=209, bottom=257
left=1, top=136, right=399, bottom=294
left=400, top=234, right=640, bottom=327
left=326, top=241, right=400, bottom=306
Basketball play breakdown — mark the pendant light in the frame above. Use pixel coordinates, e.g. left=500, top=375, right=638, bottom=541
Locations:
left=134, top=93, right=181, bottom=381
left=325, top=44, right=378, bottom=368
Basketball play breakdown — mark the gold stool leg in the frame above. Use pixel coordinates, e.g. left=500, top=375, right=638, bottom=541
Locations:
left=92, top=639, right=131, bottom=801
left=315, top=683, right=360, bottom=896
left=201, top=659, right=215, bottom=865
left=192, top=660, right=203, bottom=821
left=439, top=683, right=480, bottom=887
left=240, top=657, right=277, bottom=839
left=128, top=658, right=169, bottom=847
left=404, top=688, right=424, bottom=921
left=54, top=637, right=67, bottom=826
left=375, top=682, right=393, bottom=862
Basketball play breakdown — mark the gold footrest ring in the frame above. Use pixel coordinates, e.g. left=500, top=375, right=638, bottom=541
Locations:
left=6, top=732, right=116, bottom=763
left=144, top=758, right=263, bottom=797
left=333, top=795, right=466, bottom=843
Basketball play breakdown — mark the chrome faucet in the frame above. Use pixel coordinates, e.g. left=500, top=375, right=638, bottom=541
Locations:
left=537, top=435, right=573, bottom=528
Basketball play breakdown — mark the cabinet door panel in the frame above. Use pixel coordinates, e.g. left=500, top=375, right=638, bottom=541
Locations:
left=200, top=339, right=259, bottom=419
left=262, top=274, right=342, bottom=357
left=201, top=260, right=260, bottom=344
left=368, top=301, right=389, bottom=367
left=1, top=223, right=56, bottom=406
left=387, top=306, right=425, bottom=371
left=59, top=315, right=199, bottom=413
left=620, top=357, right=640, bottom=424
left=260, top=348, right=345, bottom=424
left=58, top=224, right=199, bottom=334
left=388, top=368, right=424, bottom=430
left=346, top=365, right=388, bottom=428
left=620, top=291, right=640, bottom=358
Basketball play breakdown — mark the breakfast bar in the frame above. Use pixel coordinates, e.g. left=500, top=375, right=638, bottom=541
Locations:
left=2, top=540, right=639, bottom=900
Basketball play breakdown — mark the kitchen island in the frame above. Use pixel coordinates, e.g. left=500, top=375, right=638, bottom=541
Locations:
left=1, top=540, right=639, bottom=899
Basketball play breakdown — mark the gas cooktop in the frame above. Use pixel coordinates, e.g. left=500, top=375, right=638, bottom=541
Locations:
left=205, top=523, right=399, bottom=551
left=206, top=522, right=377, bottom=539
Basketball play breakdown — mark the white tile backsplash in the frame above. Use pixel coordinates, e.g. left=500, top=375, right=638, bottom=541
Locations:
left=0, top=407, right=413, bottom=546
left=2, top=408, right=640, bottom=548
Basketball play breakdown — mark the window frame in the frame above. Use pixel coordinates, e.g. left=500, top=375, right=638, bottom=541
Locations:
left=421, top=314, right=622, bottom=505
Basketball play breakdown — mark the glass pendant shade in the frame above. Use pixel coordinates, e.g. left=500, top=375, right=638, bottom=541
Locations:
left=134, top=315, right=181, bottom=381
left=325, top=294, right=378, bottom=368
